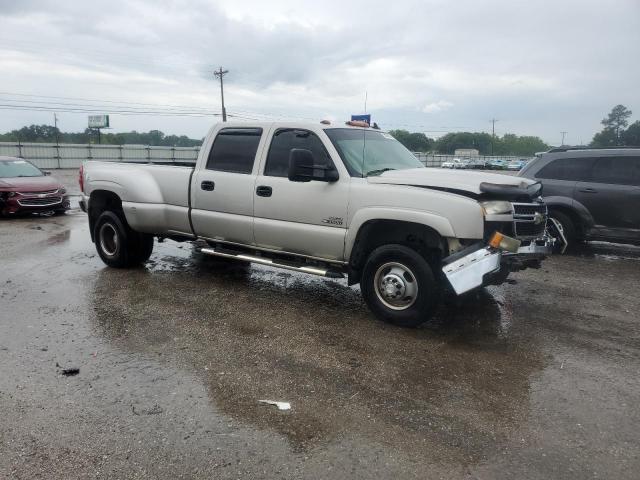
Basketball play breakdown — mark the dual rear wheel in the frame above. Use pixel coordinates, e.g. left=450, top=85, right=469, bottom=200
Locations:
left=94, top=211, right=154, bottom=268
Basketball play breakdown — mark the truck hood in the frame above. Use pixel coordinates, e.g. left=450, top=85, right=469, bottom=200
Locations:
left=367, top=168, right=539, bottom=198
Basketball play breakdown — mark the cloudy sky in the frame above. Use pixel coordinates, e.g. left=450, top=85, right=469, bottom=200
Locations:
left=0, top=0, right=638, bottom=144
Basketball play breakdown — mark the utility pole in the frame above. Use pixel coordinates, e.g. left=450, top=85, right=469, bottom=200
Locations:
left=53, top=113, right=60, bottom=168
left=214, top=67, right=229, bottom=122
left=53, top=113, right=60, bottom=144
left=490, top=118, right=498, bottom=155
left=560, top=131, right=567, bottom=146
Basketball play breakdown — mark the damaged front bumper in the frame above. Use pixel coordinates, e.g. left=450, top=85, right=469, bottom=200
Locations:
left=442, top=235, right=553, bottom=295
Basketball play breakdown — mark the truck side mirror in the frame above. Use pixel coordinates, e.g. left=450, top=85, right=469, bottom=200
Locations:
left=288, top=148, right=339, bottom=183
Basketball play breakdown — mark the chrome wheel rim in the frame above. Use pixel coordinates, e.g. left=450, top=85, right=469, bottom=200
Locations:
left=99, top=223, right=119, bottom=257
left=374, top=262, right=418, bottom=310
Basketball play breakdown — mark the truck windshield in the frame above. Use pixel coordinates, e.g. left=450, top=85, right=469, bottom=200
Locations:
left=0, top=159, right=44, bottom=178
left=324, top=128, right=424, bottom=177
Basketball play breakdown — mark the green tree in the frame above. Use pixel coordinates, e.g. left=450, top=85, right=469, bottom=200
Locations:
left=600, top=104, right=632, bottom=145
left=434, top=132, right=546, bottom=156
left=495, top=134, right=548, bottom=156
left=435, top=132, right=493, bottom=154
left=0, top=125, right=203, bottom=147
left=388, top=129, right=434, bottom=152
left=621, top=120, right=640, bottom=146
left=1, top=124, right=60, bottom=142
left=591, top=128, right=618, bottom=147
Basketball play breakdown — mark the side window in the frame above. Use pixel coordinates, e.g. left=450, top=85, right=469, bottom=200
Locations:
left=536, top=157, right=594, bottom=181
left=206, top=128, right=262, bottom=174
left=591, top=156, right=640, bottom=186
left=264, top=129, right=334, bottom=177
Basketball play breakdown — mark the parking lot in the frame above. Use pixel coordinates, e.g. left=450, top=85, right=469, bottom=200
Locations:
left=1, top=172, right=639, bottom=479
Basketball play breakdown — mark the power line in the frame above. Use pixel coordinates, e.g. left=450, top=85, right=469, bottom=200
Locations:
left=0, top=97, right=218, bottom=115
left=0, top=104, right=221, bottom=117
left=0, top=92, right=218, bottom=112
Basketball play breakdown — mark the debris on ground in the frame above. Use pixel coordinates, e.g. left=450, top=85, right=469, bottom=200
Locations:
left=132, top=404, right=164, bottom=415
left=55, top=362, right=80, bottom=376
left=258, top=400, right=291, bottom=411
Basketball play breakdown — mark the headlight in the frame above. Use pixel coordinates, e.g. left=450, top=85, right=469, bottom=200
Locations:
left=480, top=200, right=512, bottom=215
left=58, top=187, right=67, bottom=194
left=7, top=192, right=17, bottom=198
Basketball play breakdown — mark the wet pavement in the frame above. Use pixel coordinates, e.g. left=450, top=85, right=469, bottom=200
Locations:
left=1, top=199, right=639, bottom=479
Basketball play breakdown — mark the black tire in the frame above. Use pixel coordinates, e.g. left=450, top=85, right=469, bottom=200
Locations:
left=548, top=210, right=576, bottom=252
left=360, top=244, right=441, bottom=327
left=133, top=234, right=154, bottom=263
left=94, top=211, right=154, bottom=267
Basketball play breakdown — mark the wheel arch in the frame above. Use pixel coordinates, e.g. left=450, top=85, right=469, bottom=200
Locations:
left=88, top=190, right=123, bottom=242
left=346, top=218, right=447, bottom=285
left=544, top=195, right=593, bottom=237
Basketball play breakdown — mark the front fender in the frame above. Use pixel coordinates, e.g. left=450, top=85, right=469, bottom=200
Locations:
left=344, top=207, right=457, bottom=259
left=544, top=195, right=594, bottom=229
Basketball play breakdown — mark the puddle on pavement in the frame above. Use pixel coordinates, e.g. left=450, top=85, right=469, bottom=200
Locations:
left=571, top=241, right=640, bottom=262
left=88, top=239, right=544, bottom=460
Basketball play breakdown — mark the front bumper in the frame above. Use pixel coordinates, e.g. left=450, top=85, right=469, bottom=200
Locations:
left=1, top=194, right=70, bottom=215
left=442, top=235, right=553, bottom=295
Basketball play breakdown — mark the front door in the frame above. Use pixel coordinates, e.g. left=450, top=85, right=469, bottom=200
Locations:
left=253, top=128, right=349, bottom=261
left=574, top=155, right=640, bottom=239
left=191, top=127, right=264, bottom=245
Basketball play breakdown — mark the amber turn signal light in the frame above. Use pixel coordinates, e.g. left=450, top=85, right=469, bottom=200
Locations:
left=489, top=232, right=521, bottom=253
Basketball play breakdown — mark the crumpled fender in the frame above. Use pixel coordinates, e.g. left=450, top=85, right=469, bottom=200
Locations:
left=344, top=207, right=459, bottom=259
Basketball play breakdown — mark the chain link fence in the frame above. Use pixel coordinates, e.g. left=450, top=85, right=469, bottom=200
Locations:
left=412, top=153, right=532, bottom=167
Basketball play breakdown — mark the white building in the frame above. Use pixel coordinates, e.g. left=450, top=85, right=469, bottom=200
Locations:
left=454, top=148, right=479, bottom=157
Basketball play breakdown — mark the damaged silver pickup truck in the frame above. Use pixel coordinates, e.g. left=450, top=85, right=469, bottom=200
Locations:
left=80, top=121, right=553, bottom=326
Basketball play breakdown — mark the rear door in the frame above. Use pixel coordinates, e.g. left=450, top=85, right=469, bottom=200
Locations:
left=534, top=157, right=594, bottom=199
left=190, top=127, right=265, bottom=245
left=574, top=155, right=640, bottom=238
left=253, top=127, right=350, bottom=261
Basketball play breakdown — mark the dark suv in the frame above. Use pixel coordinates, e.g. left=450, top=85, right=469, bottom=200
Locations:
left=519, top=148, right=640, bottom=248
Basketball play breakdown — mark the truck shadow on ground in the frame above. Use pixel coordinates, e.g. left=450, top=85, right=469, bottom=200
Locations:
left=89, top=245, right=544, bottom=462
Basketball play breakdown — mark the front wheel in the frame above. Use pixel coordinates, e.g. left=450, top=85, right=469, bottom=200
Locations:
left=360, top=245, right=441, bottom=327
left=547, top=210, right=576, bottom=253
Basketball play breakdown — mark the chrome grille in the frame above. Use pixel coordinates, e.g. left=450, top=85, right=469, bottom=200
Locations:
left=18, top=189, right=59, bottom=196
left=512, top=202, right=547, bottom=239
left=17, top=196, right=62, bottom=207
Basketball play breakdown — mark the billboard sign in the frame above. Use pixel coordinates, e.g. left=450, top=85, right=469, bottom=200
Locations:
left=351, top=114, right=371, bottom=125
left=88, top=115, right=110, bottom=128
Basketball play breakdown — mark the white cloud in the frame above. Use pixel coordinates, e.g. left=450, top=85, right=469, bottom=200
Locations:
left=0, top=0, right=638, bottom=144
left=422, top=100, right=453, bottom=114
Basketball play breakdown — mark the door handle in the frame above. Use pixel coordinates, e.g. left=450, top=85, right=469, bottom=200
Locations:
left=256, top=185, right=273, bottom=197
left=578, top=187, right=597, bottom=193
left=201, top=180, right=215, bottom=191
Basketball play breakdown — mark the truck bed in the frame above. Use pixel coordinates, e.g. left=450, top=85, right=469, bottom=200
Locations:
left=83, top=161, right=195, bottom=237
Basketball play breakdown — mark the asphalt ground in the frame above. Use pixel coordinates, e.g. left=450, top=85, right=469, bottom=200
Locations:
left=1, top=169, right=639, bottom=479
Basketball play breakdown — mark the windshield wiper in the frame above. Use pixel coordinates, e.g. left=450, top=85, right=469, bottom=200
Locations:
left=365, top=167, right=396, bottom=177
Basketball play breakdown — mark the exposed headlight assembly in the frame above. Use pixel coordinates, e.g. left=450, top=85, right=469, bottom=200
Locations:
left=480, top=200, right=512, bottom=216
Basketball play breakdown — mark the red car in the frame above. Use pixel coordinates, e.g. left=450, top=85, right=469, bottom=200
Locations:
left=0, top=156, right=70, bottom=216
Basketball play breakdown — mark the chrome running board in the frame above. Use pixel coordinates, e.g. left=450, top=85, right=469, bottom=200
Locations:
left=198, top=247, right=344, bottom=278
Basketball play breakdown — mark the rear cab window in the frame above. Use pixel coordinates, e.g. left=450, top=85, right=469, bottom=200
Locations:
left=206, top=128, right=263, bottom=174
